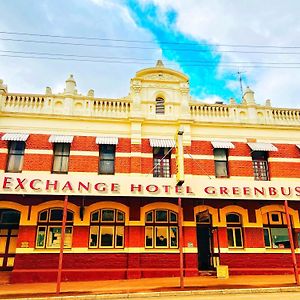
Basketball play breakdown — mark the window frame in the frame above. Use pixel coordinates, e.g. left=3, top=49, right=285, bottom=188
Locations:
left=252, top=151, right=269, bottom=181
left=226, top=213, right=243, bottom=249
left=6, top=141, right=26, bottom=173
left=99, top=144, right=116, bottom=175
left=214, top=148, right=229, bottom=178
left=88, top=208, right=125, bottom=249
left=35, top=208, right=74, bottom=249
left=145, top=209, right=178, bottom=249
left=153, top=147, right=171, bottom=178
left=52, top=143, right=71, bottom=174
left=155, top=97, right=165, bottom=114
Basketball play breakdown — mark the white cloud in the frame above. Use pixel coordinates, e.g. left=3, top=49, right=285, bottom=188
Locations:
left=138, top=0, right=300, bottom=107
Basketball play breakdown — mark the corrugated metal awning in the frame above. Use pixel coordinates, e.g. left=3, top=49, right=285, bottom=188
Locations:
left=247, top=142, right=278, bottom=152
left=96, top=136, right=119, bottom=145
left=211, top=141, right=235, bottom=149
left=1, top=133, right=29, bottom=141
left=150, top=138, right=176, bottom=148
left=48, top=135, right=74, bottom=143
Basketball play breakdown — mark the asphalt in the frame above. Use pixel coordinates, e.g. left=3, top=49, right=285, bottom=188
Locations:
left=0, top=274, right=300, bottom=299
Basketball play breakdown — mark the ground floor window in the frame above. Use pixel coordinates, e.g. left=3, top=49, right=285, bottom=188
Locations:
left=145, top=209, right=178, bottom=248
left=89, top=209, right=125, bottom=248
left=226, top=213, right=243, bottom=248
left=35, top=208, right=73, bottom=249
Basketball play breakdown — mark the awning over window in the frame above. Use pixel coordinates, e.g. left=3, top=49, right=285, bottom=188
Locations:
left=211, top=141, right=235, bottom=149
left=96, top=136, right=119, bottom=145
left=150, top=138, right=176, bottom=148
left=247, top=142, right=278, bottom=152
left=48, top=135, right=74, bottom=143
left=1, top=133, right=29, bottom=141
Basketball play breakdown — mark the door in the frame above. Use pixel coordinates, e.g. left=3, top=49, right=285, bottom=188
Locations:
left=0, top=210, right=20, bottom=271
left=196, top=210, right=213, bottom=270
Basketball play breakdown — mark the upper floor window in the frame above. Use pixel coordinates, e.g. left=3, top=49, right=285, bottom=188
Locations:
left=226, top=213, right=243, bottom=248
left=89, top=209, right=125, bottom=248
left=6, top=141, right=25, bottom=173
left=252, top=151, right=269, bottom=181
left=145, top=209, right=178, bottom=248
left=99, top=145, right=116, bottom=175
left=36, top=208, right=74, bottom=249
left=52, top=143, right=70, bottom=174
left=263, top=211, right=290, bottom=249
left=214, top=148, right=228, bottom=178
left=156, top=97, right=165, bottom=114
left=153, top=147, right=171, bottom=177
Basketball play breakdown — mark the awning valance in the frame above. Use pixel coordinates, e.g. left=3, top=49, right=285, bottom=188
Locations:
left=247, top=142, right=278, bottom=152
left=48, top=135, right=74, bottom=143
left=150, top=138, right=176, bottom=148
left=96, top=136, right=119, bottom=145
left=1, top=133, right=29, bottom=141
left=211, top=141, right=235, bottom=149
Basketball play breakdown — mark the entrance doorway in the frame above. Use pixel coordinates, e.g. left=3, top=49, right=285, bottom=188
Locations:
left=0, top=209, right=20, bottom=271
left=196, top=210, right=214, bottom=270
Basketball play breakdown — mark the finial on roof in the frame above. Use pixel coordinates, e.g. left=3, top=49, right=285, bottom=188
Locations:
left=156, top=60, right=164, bottom=67
left=64, top=74, right=77, bottom=95
left=243, top=86, right=255, bottom=105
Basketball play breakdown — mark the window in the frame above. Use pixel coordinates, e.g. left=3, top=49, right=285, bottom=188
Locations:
left=35, top=208, right=73, bottom=249
left=89, top=209, right=125, bottom=248
left=226, top=213, right=243, bottom=248
left=263, top=212, right=290, bottom=249
left=153, top=147, right=171, bottom=177
left=52, top=143, right=70, bottom=174
left=6, top=141, right=25, bottom=173
left=156, top=97, right=165, bottom=114
left=214, top=148, right=228, bottom=178
left=252, top=151, right=269, bottom=181
left=99, top=145, right=116, bottom=175
left=145, top=209, right=178, bottom=248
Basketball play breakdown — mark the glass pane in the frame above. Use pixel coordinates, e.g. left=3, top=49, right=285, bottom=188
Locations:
left=0, top=211, right=20, bottom=224
left=170, top=212, right=177, bottom=223
left=60, top=156, right=69, bottom=173
left=227, top=228, right=234, bottom=247
left=89, top=226, right=99, bottom=247
left=8, top=236, right=18, bottom=253
left=214, top=148, right=227, bottom=160
left=235, top=228, right=243, bottom=247
left=146, top=211, right=153, bottom=222
left=64, top=227, right=73, bottom=248
left=100, top=145, right=115, bottom=157
left=100, top=226, right=114, bottom=247
left=36, top=226, right=46, bottom=248
left=47, top=227, right=62, bottom=248
left=54, top=143, right=70, bottom=155
left=66, top=211, right=73, bottom=221
left=102, top=209, right=115, bottom=222
left=6, top=154, right=24, bottom=172
left=91, top=211, right=100, bottom=222
left=115, top=226, right=124, bottom=247
left=99, top=160, right=115, bottom=174
left=145, top=226, right=153, bottom=247
left=117, top=211, right=124, bottom=222
left=156, top=210, right=168, bottom=222
left=226, top=214, right=240, bottom=224
left=215, top=161, right=228, bottom=177
left=50, top=209, right=63, bottom=221
left=9, top=141, right=25, bottom=154
left=155, top=227, right=168, bottom=247
left=271, top=213, right=280, bottom=222
left=270, top=227, right=290, bottom=248
left=39, top=211, right=48, bottom=222
left=263, top=228, right=271, bottom=247
left=170, top=227, right=178, bottom=247
left=0, top=237, right=7, bottom=253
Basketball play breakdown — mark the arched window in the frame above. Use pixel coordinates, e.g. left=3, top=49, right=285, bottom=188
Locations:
left=263, top=211, right=290, bottom=249
left=89, top=209, right=125, bottom=248
left=226, top=213, right=243, bottom=248
left=145, top=209, right=178, bottom=248
left=36, top=208, right=74, bottom=249
left=156, top=97, right=165, bottom=114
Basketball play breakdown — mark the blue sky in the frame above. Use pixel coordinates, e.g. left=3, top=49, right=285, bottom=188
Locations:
left=0, top=0, right=299, bottom=107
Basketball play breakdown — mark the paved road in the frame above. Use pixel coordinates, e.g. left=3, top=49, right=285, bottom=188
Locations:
left=131, top=291, right=300, bottom=300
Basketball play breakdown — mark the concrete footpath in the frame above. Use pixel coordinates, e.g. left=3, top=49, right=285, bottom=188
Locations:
left=0, top=274, right=300, bottom=299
